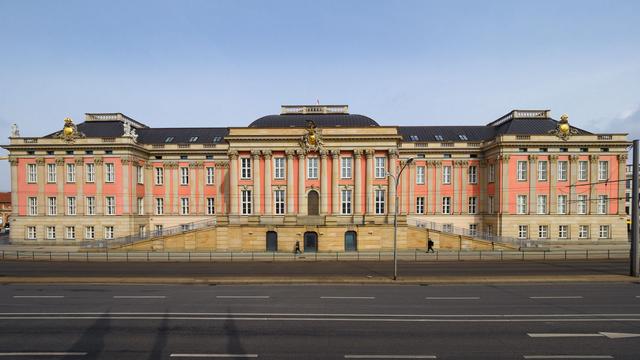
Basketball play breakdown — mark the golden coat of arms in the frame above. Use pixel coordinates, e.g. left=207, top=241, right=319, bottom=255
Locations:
left=56, top=117, right=86, bottom=142
left=300, top=120, right=324, bottom=151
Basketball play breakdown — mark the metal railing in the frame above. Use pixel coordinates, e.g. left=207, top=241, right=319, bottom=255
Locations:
left=412, top=220, right=528, bottom=248
left=83, top=218, right=217, bottom=249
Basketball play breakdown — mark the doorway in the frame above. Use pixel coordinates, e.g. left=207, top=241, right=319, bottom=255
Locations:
left=266, top=231, right=278, bottom=252
left=344, top=231, right=357, bottom=252
left=307, top=190, right=319, bottom=215
left=303, top=231, right=318, bottom=253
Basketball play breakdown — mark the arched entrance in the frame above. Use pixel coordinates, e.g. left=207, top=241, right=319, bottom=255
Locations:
left=307, top=190, right=319, bottom=215
left=266, top=231, right=278, bottom=252
left=345, top=231, right=357, bottom=252
left=303, top=231, right=318, bottom=253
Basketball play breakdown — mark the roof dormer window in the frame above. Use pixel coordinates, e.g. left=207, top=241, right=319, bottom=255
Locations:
left=212, top=136, right=222, bottom=142
left=458, top=134, right=468, bottom=140
left=165, top=136, right=174, bottom=143
left=189, top=136, right=198, bottom=143
left=409, top=135, right=419, bottom=141
left=434, top=135, right=444, bottom=141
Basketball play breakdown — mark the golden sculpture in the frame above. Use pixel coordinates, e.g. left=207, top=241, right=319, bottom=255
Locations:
left=549, top=113, right=577, bottom=141
left=300, top=120, right=323, bottom=151
left=56, top=117, right=85, bottom=142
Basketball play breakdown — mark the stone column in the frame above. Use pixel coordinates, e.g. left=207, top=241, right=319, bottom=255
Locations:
left=354, top=150, right=363, bottom=215
left=75, top=159, right=84, bottom=215
left=589, top=155, right=599, bottom=214
left=426, top=161, right=433, bottom=214
left=408, top=162, right=415, bottom=214
left=215, top=161, right=228, bottom=214
left=286, top=150, right=296, bottom=214
left=95, top=157, right=104, bottom=215
left=56, top=158, right=64, bottom=216
left=121, top=158, right=130, bottom=215
left=461, top=161, right=468, bottom=214
left=331, top=150, right=340, bottom=214
left=500, top=155, right=510, bottom=214
left=9, top=158, right=18, bottom=217
left=549, top=155, right=558, bottom=215
left=320, top=150, right=328, bottom=214
left=401, top=160, right=409, bottom=214
left=263, top=151, right=272, bottom=215
left=298, top=152, right=306, bottom=215
left=618, top=154, right=628, bottom=215
left=171, top=163, right=179, bottom=214
left=252, top=150, right=262, bottom=215
left=478, top=160, right=487, bottom=214
left=451, top=161, right=458, bottom=214
left=434, top=161, right=442, bottom=214
left=365, top=149, right=374, bottom=214
left=163, top=163, right=171, bottom=216
left=188, top=162, right=198, bottom=215
left=569, top=155, right=579, bottom=214
left=144, top=163, right=153, bottom=215
left=529, top=155, right=537, bottom=215
left=228, top=151, right=239, bottom=215
left=388, top=149, right=398, bottom=216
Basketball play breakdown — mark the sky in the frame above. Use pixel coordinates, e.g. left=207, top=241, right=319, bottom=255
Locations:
left=0, top=0, right=639, bottom=191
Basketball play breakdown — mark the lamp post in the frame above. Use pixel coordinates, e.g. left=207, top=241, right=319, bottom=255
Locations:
left=387, top=157, right=413, bottom=280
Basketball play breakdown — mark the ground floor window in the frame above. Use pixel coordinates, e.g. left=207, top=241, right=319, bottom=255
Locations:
left=155, top=225, right=163, bottom=236
left=442, top=223, right=453, bottom=233
left=599, top=225, right=610, bottom=239
left=538, top=225, right=548, bottom=239
left=469, top=224, right=477, bottom=236
left=65, top=226, right=75, bottom=240
left=26, top=226, right=36, bottom=240
left=85, top=226, right=95, bottom=240
left=578, top=225, right=589, bottom=239
left=558, top=225, right=568, bottom=239
left=517, top=225, right=528, bottom=239
left=104, top=226, right=114, bottom=240
left=46, top=226, right=56, bottom=240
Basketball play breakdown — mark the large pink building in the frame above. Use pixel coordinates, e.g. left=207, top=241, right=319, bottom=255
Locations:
left=3, top=105, right=631, bottom=251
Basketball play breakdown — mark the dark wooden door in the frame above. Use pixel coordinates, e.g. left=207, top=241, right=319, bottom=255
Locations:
left=266, top=231, right=278, bottom=252
left=308, top=190, right=319, bottom=215
left=304, top=232, right=318, bottom=253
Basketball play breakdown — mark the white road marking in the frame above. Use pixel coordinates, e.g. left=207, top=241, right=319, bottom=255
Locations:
left=528, top=332, right=640, bottom=339
left=425, top=297, right=479, bottom=300
left=170, top=354, right=258, bottom=358
left=321, top=296, right=376, bottom=300
left=113, top=295, right=166, bottom=299
left=345, top=356, right=436, bottom=359
left=12, top=296, right=65, bottom=299
left=529, top=296, right=583, bottom=299
left=523, top=356, right=613, bottom=359
left=216, top=296, right=269, bottom=299
left=0, top=352, right=86, bottom=356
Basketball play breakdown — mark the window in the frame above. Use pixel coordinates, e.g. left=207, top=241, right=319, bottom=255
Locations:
left=27, top=164, right=37, bottom=183
left=341, top=157, right=352, bottom=179
left=207, top=197, right=215, bottom=215
left=241, top=190, right=252, bottom=215
left=85, top=226, right=95, bottom=240
left=488, top=196, right=495, bottom=214
left=416, top=166, right=425, bottom=184
left=136, top=165, right=143, bottom=184
left=104, top=226, right=114, bottom=240
left=518, top=225, right=528, bottom=239
left=180, top=167, right=189, bottom=185
left=105, top=196, right=115, bottom=215
left=558, top=225, right=568, bottom=239
left=65, top=226, right=75, bottom=240
left=517, top=195, right=527, bottom=214
left=375, top=157, right=386, bottom=178
left=274, top=157, right=285, bottom=179
left=416, top=197, right=425, bottom=214
left=46, top=226, right=56, bottom=240
left=537, top=195, right=547, bottom=214
left=274, top=189, right=285, bottom=214
left=189, top=136, right=198, bottom=143
left=47, top=197, right=57, bottom=216
left=442, top=197, right=451, bottom=214
left=86, top=163, right=95, bottom=183
left=488, top=164, right=495, bottom=183
left=443, top=223, right=453, bottom=233
left=468, top=166, right=477, bottom=184
left=86, top=196, right=95, bottom=215
left=579, top=225, right=589, bottom=239
left=598, top=161, right=608, bottom=180
left=597, top=195, right=608, bottom=214
left=517, top=161, right=527, bottom=181
left=164, top=136, right=174, bottom=143
left=47, top=163, right=56, bottom=182
left=578, top=161, right=588, bottom=181
left=468, top=197, right=477, bottom=214
left=105, top=163, right=115, bottom=183
left=137, top=198, right=144, bottom=215
left=599, top=225, right=610, bottom=239
left=538, top=161, right=548, bottom=181
left=26, top=226, right=36, bottom=240
left=558, top=161, right=568, bottom=181
left=155, top=198, right=164, bottom=215
left=155, top=167, right=164, bottom=185
left=341, top=189, right=352, bottom=214
left=410, top=135, right=419, bottom=141
left=241, top=158, right=251, bottom=179
left=469, top=224, right=478, bottom=236
left=67, top=197, right=76, bottom=215
left=435, top=135, right=444, bottom=141
left=458, top=134, right=468, bottom=141
left=66, top=163, right=76, bottom=183
left=557, top=195, right=567, bottom=214
left=154, top=225, right=163, bottom=236
left=538, top=225, right=548, bottom=239
left=442, top=166, right=451, bottom=184
left=375, top=189, right=385, bottom=214
left=206, top=167, right=215, bottom=185
left=307, top=157, right=318, bottom=179
left=181, top=198, right=190, bottom=215
left=577, top=195, right=588, bottom=214
left=28, top=197, right=37, bottom=216
left=180, top=155, right=188, bottom=160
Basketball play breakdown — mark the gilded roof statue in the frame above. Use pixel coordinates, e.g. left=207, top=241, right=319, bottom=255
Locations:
left=548, top=113, right=578, bottom=141
left=300, top=120, right=324, bottom=152
left=55, top=117, right=86, bottom=142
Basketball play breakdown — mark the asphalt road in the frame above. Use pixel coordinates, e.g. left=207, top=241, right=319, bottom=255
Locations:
left=0, top=259, right=629, bottom=279
left=1, top=283, right=639, bottom=359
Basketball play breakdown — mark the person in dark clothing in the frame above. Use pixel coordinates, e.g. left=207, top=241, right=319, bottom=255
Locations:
left=426, top=238, right=435, bottom=253
left=294, top=240, right=301, bottom=254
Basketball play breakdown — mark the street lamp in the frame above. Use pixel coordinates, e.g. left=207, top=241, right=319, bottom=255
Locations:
left=387, top=157, right=413, bottom=280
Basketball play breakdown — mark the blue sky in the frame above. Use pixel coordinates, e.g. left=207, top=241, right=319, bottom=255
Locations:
left=1, top=0, right=639, bottom=190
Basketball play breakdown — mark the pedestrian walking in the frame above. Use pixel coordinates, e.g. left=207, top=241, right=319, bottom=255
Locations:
left=294, top=240, right=301, bottom=254
left=426, top=238, right=435, bottom=253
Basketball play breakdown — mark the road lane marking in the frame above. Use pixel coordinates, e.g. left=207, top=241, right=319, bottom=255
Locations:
left=425, top=297, right=479, bottom=300
left=216, top=296, right=269, bottom=299
left=345, top=356, right=436, bottom=359
left=529, top=296, right=583, bottom=299
left=113, top=296, right=166, bottom=299
left=528, top=332, right=640, bottom=339
left=523, top=356, right=613, bottom=359
left=170, top=354, right=258, bottom=358
left=0, top=352, right=86, bottom=356
left=321, top=296, right=376, bottom=300
left=12, top=296, right=65, bottom=299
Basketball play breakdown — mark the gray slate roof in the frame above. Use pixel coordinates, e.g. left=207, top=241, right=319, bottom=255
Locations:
left=249, top=114, right=379, bottom=128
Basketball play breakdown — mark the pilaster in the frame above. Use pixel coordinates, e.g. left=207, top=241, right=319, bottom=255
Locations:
left=252, top=150, right=262, bottom=215
left=263, top=151, right=272, bottom=215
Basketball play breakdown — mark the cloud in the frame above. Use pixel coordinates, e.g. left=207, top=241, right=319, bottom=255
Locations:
left=589, top=104, right=640, bottom=141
